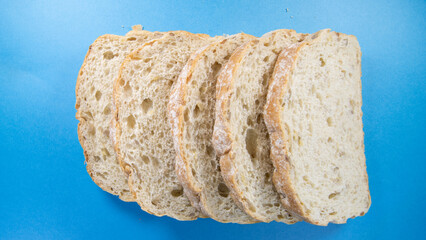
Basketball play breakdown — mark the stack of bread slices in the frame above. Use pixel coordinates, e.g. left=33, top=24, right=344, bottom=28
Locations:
left=76, top=25, right=371, bottom=225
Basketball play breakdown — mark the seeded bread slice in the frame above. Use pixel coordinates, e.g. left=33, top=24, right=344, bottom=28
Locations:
left=75, top=26, right=163, bottom=201
left=264, top=29, right=371, bottom=225
left=168, top=33, right=257, bottom=223
left=212, top=30, right=306, bottom=223
left=114, top=32, right=219, bottom=220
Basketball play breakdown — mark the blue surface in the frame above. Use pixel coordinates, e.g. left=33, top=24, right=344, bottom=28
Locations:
left=0, top=0, right=425, bottom=239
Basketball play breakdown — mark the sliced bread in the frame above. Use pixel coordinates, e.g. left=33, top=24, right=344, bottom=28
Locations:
left=113, top=32, right=218, bottom=220
left=168, top=33, right=257, bottom=223
left=75, top=26, right=163, bottom=201
left=264, top=29, right=371, bottom=225
left=212, top=30, right=306, bottom=223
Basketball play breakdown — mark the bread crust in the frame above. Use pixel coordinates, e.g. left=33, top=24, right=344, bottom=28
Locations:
left=213, top=29, right=309, bottom=223
left=76, top=34, right=135, bottom=202
left=168, top=35, right=258, bottom=223
left=212, top=40, right=261, bottom=219
left=264, top=29, right=371, bottom=225
left=113, top=31, right=210, bottom=220
left=263, top=42, right=306, bottom=221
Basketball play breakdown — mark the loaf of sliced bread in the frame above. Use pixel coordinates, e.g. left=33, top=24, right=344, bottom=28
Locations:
left=75, top=26, right=163, bottom=201
left=168, top=33, right=257, bottom=223
left=114, top=32, right=219, bottom=220
left=212, top=30, right=306, bottom=223
left=264, top=29, right=371, bottom=225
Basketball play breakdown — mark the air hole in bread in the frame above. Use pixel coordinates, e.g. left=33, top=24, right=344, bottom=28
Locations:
left=103, top=51, right=116, bottom=60
left=212, top=62, right=222, bottom=78
left=199, top=82, right=207, bottom=93
left=191, top=168, right=196, bottom=177
left=141, top=155, right=149, bottom=164
left=127, top=37, right=136, bottom=41
left=247, top=117, right=253, bottom=126
left=151, top=199, right=159, bottom=206
left=171, top=187, right=183, bottom=197
left=328, top=192, right=340, bottom=199
left=94, top=155, right=101, bottom=162
left=151, top=156, right=159, bottom=167
left=264, top=172, right=270, bottom=184
left=88, top=123, right=96, bottom=136
left=263, top=203, right=273, bottom=209
left=206, top=145, right=214, bottom=156
left=316, top=92, right=322, bottom=101
left=263, top=56, right=270, bottom=62
left=236, top=88, right=241, bottom=98
left=327, top=117, right=333, bottom=126
left=193, top=104, right=201, bottom=118
left=262, top=73, right=268, bottom=86
left=327, top=137, right=333, bottom=143
left=103, top=129, right=110, bottom=138
left=119, top=78, right=126, bottom=86
left=101, top=148, right=111, bottom=157
left=218, top=183, right=230, bottom=197
left=102, top=105, right=111, bottom=115
left=183, top=109, right=189, bottom=122
left=123, top=82, right=132, bottom=97
left=141, top=98, right=153, bottom=114
left=245, top=128, right=258, bottom=159
left=104, top=68, right=110, bottom=76
left=256, top=114, right=262, bottom=124
left=320, top=57, right=326, bottom=67
left=243, top=104, right=248, bottom=111
left=126, top=115, right=136, bottom=129
left=95, top=91, right=102, bottom=101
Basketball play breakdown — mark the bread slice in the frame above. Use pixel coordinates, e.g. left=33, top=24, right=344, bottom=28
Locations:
left=264, top=29, right=371, bottom=225
left=212, top=30, right=306, bottom=223
left=168, top=33, right=257, bottom=223
left=75, top=26, right=163, bottom=201
left=114, top=31, right=219, bottom=220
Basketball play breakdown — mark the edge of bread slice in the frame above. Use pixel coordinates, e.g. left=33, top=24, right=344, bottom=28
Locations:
left=75, top=26, right=162, bottom=201
left=212, top=30, right=306, bottom=223
left=113, top=31, right=218, bottom=220
left=168, top=33, right=257, bottom=223
left=264, top=29, right=371, bottom=225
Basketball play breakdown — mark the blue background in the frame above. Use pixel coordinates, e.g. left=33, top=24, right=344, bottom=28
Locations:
left=1, top=0, right=425, bottom=239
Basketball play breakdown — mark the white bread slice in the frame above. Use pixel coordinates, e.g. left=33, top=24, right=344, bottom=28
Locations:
left=264, top=29, right=371, bottom=225
left=75, top=26, right=163, bottom=201
left=114, top=32, right=219, bottom=220
left=168, top=33, right=257, bottom=223
left=212, top=30, right=306, bottom=223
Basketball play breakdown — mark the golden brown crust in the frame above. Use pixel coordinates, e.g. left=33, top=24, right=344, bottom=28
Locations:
left=212, top=40, right=263, bottom=219
left=263, top=42, right=307, bottom=220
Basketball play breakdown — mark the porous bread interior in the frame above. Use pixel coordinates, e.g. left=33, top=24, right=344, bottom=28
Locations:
left=222, top=30, right=304, bottom=223
left=277, top=32, right=370, bottom=224
left=115, top=32, right=214, bottom=220
left=75, top=31, right=162, bottom=201
left=176, top=34, right=256, bottom=223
